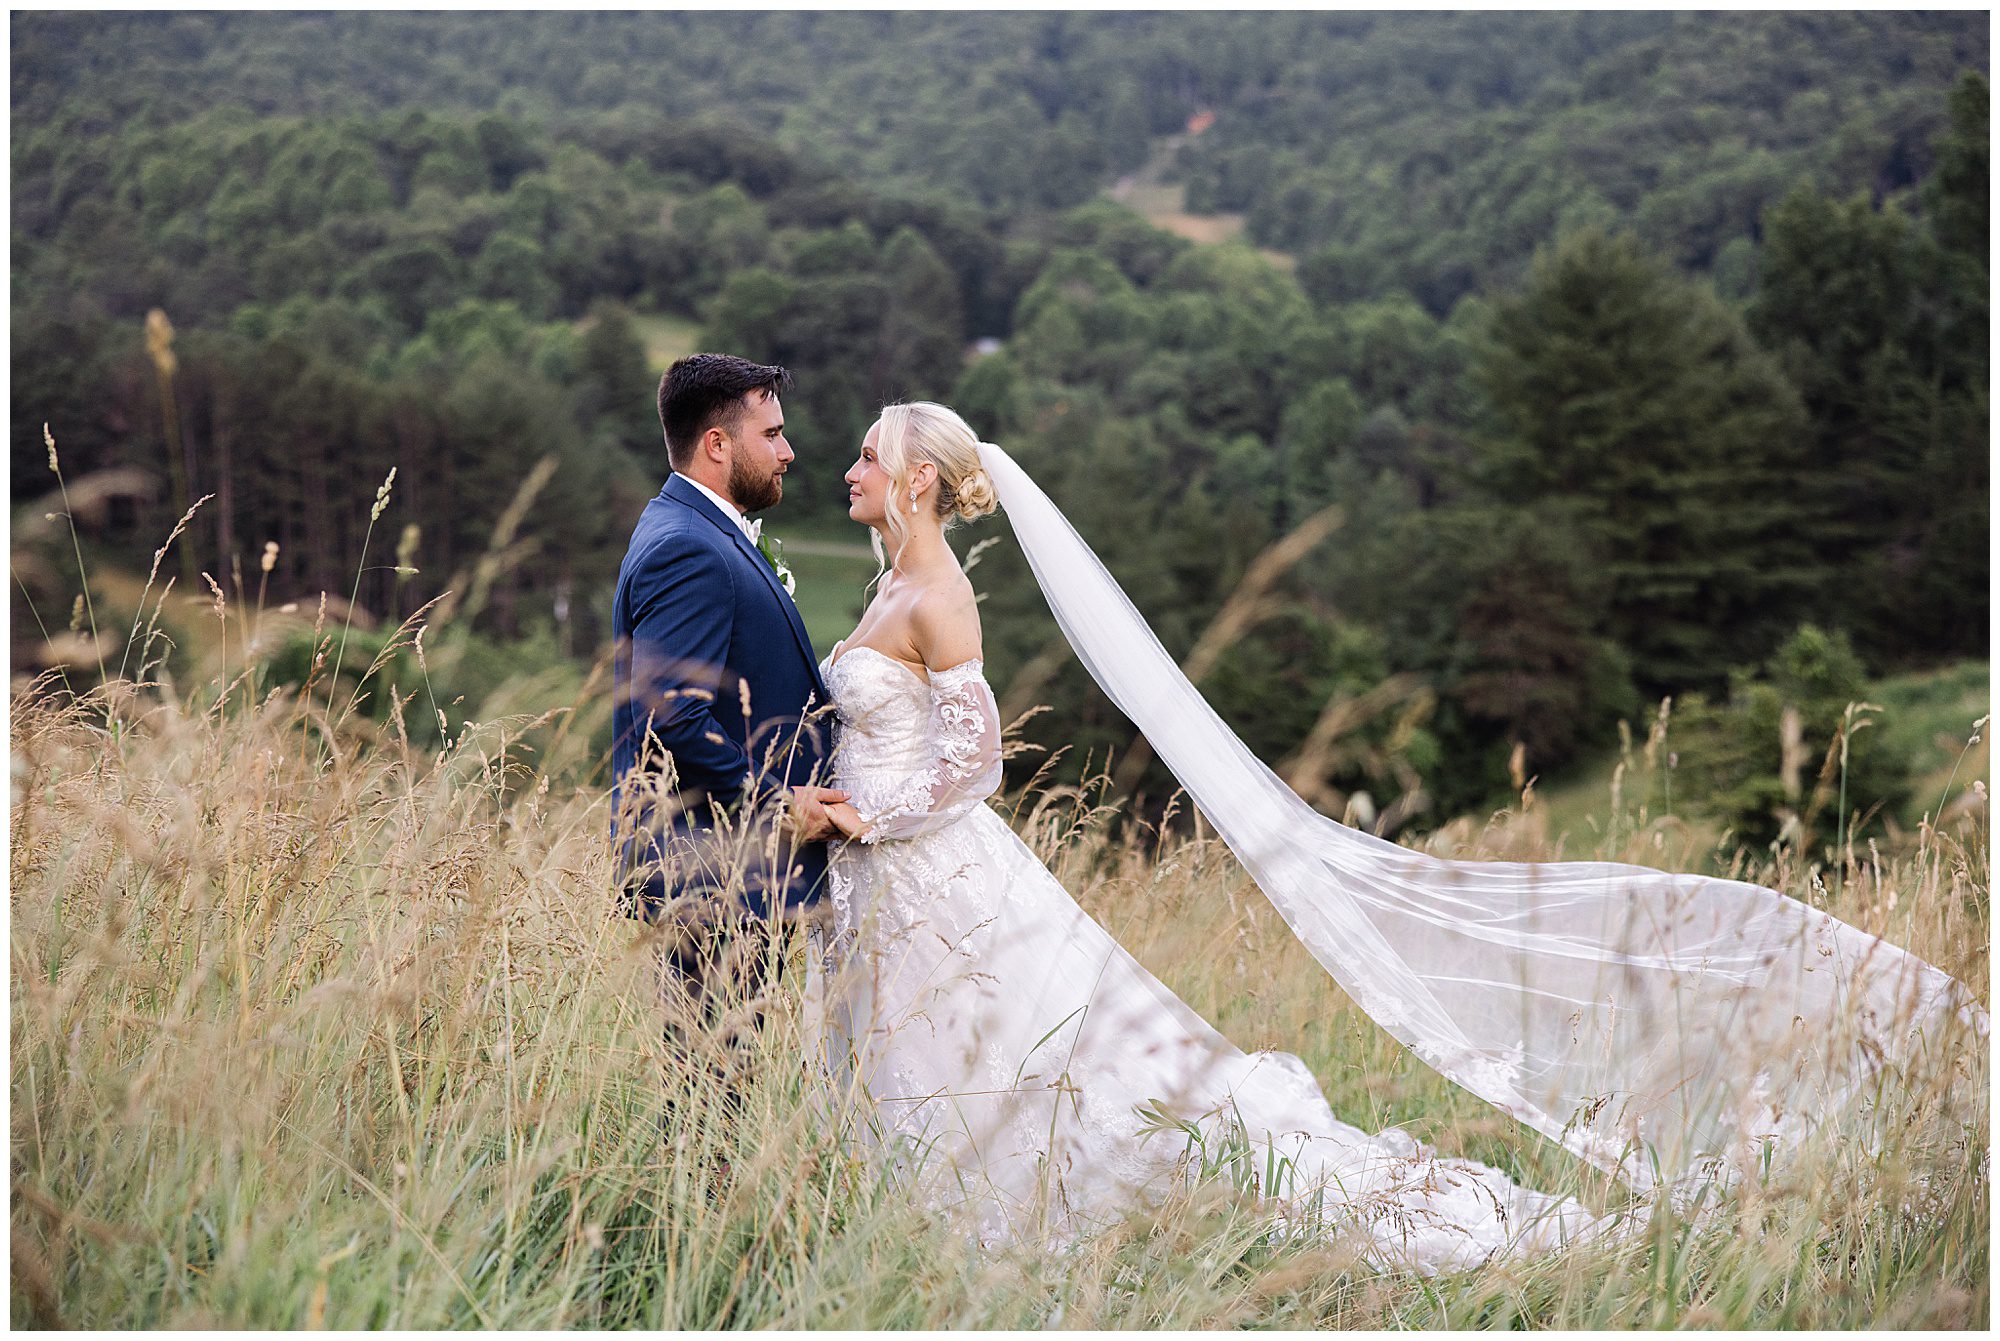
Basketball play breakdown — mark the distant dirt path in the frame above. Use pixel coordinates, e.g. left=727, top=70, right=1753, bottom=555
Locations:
left=1109, top=130, right=1294, bottom=270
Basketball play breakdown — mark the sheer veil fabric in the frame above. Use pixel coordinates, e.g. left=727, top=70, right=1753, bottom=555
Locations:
left=971, top=438, right=1988, bottom=1200
left=808, top=644, right=1616, bottom=1270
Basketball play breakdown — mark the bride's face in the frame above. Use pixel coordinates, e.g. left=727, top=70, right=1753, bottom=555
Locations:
left=844, top=422, right=892, bottom=526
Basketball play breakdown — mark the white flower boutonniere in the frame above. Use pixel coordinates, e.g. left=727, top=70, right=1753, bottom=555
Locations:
left=749, top=522, right=797, bottom=597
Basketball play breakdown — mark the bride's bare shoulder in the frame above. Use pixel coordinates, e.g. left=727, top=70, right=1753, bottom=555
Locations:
left=909, top=572, right=982, bottom=669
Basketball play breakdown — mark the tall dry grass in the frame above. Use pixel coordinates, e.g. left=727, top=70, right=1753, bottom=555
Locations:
left=9, top=646, right=1989, bottom=1328
left=10, top=432, right=1989, bottom=1327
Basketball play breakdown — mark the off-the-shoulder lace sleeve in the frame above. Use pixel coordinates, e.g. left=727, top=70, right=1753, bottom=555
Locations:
left=855, top=659, right=1003, bottom=843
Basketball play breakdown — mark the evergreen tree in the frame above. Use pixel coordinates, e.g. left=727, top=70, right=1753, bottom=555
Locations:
left=1473, top=228, right=1817, bottom=694
left=874, top=227, right=966, bottom=402
left=577, top=301, right=656, bottom=451
left=1925, top=71, right=1988, bottom=271
left=1672, top=622, right=1916, bottom=852
left=1746, top=186, right=1923, bottom=644
left=1748, top=76, right=1989, bottom=663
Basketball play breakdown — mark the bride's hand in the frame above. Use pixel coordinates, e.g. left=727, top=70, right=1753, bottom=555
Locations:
left=825, top=802, right=873, bottom=842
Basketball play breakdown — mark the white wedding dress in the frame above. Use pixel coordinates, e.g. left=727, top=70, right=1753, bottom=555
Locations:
left=803, top=642, right=1610, bottom=1274
left=797, top=439, right=1984, bottom=1275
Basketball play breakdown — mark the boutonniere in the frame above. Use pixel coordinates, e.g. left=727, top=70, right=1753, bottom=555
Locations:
left=746, top=519, right=797, bottom=596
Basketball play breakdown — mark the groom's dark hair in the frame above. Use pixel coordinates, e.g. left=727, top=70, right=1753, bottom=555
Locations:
left=659, top=354, right=793, bottom=469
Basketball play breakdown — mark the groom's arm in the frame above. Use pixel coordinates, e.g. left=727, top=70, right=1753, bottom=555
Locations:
left=626, top=537, right=767, bottom=812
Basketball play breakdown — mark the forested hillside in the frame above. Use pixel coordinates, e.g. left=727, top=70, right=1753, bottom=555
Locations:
left=10, top=11, right=1988, bottom=836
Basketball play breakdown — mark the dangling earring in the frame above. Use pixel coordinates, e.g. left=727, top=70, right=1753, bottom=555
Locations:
left=909, top=490, right=919, bottom=515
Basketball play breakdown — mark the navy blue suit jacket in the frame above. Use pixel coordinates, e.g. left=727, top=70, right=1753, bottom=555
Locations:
left=611, top=473, right=835, bottom=922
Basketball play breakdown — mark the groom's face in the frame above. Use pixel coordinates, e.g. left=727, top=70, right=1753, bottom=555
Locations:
left=723, top=390, right=791, bottom=514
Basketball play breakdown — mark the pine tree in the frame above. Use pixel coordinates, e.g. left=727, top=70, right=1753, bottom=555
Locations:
left=576, top=300, right=654, bottom=449
left=1748, top=77, right=1989, bottom=662
left=874, top=227, right=966, bottom=402
left=1473, top=228, right=1816, bottom=694
left=1745, top=186, right=1920, bottom=643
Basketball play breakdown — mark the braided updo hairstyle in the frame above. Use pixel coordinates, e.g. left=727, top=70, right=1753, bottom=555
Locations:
left=871, top=403, right=999, bottom=579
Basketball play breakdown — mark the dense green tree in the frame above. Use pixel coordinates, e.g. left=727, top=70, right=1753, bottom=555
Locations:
left=1437, top=502, right=1637, bottom=774
left=1473, top=229, right=1817, bottom=694
left=474, top=113, right=545, bottom=191
left=342, top=239, right=462, bottom=331
left=1011, top=250, right=1156, bottom=387
left=1747, top=77, right=1988, bottom=665
left=7, top=11, right=1984, bottom=841
left=874, top=228, right=966, bottom=402
left=1673, top=623, right=1916, bottom=852
left=674, top=183, right=772, bottom=297
left=576, top=301, right=656, bottom=450
left=471, top=232, right=559, bottom=316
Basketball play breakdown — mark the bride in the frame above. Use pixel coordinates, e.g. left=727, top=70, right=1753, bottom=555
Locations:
left=798, top=401, right=1986, bottom=1274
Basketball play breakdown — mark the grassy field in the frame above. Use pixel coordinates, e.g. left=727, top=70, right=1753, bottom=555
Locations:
left=771, top=532, right=879, bottom=654
left=1876, top=660, right=1995, bottom=822
left=1529, top=660, right=1992, bottom=872
left=766, top=525, right=1007, bottom=657
left=10, top=622, right=1989, bottom=1327
left=625, top=312, right=702, bottom=373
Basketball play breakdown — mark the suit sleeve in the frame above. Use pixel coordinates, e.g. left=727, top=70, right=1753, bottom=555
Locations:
left=625, top=535, right=771, bottom=812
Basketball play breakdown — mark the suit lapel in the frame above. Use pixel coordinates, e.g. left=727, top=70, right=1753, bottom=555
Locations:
left=662, top=475, right=831, bottom=703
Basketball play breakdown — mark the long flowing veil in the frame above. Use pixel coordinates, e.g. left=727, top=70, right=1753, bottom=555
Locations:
left=975, top=439, right=1987, bottom=1197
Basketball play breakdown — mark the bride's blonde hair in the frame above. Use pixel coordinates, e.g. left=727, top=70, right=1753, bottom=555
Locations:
left=868, top=401, right=999, bottom=584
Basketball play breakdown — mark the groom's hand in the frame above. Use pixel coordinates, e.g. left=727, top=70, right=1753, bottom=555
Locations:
left=786, top=785, right=851, bottom=843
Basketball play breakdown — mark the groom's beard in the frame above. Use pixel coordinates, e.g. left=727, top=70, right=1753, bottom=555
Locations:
left=729, top=452, right=783, bottom=514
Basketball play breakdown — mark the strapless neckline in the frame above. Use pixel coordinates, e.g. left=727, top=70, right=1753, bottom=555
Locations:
left=828, top=640, right=930, bottom=687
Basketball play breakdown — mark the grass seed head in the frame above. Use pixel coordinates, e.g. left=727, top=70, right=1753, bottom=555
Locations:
left=371, top=467, right=397, bottom=522
left=144, top=308, right=177, bottom=377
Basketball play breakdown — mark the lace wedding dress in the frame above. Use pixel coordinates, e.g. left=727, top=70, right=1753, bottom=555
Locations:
left=802, top=642, right=1610, bottom=1274
left=796, top=438, right=1984, bottom=1274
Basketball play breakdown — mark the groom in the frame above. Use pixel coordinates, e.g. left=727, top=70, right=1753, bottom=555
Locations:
left=612, top=354, right=844, bottom=1010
